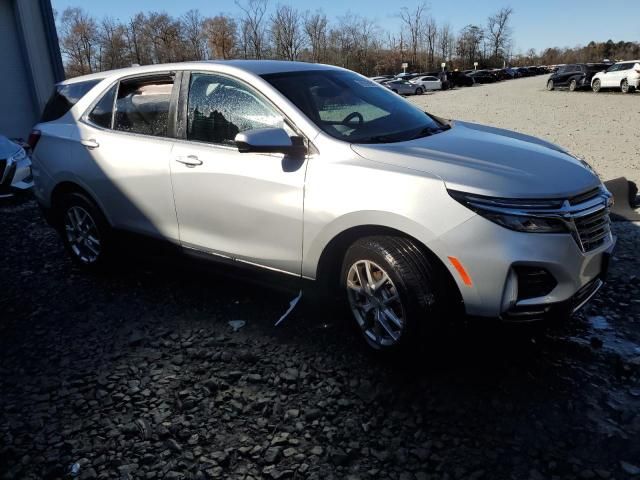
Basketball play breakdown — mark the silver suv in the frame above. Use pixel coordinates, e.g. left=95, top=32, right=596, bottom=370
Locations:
left=30, top=61, right=614, bottom=352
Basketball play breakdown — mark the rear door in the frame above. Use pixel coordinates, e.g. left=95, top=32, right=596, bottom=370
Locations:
left=602, top=64, right=620, bottom=87
left=74, top=73, right=180, bottom=240
left=169, top=71, right=306, bottom=275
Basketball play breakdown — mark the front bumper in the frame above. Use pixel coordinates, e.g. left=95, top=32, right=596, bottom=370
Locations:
left=0, top=156, right=33, bottom=198
left=436, top=214, right=615, bottom=318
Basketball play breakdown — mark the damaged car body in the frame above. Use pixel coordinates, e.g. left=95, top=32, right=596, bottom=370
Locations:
left=29, top=61, right=615, bottom=352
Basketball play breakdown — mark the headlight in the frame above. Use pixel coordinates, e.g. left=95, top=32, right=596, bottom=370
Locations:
left=448, top=190, right=569, bottom=233
left=10, top=147, right=27, bottom=162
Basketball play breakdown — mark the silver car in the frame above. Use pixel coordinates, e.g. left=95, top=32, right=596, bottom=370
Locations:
left=30, top=61, right=614, bottom=353
left=0, top=135, right=33, bottom=198
left=384, top=79, right=425, bottom=95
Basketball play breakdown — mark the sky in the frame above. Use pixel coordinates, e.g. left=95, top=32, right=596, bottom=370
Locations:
left=51, top=0, right=640, bottom=54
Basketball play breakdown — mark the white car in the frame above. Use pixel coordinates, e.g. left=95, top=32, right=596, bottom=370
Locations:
left=410, top=76, right=442, bottom=91
left=591, top=60, right=640, bottom=93
left=0, top=135, right=33, bottom=198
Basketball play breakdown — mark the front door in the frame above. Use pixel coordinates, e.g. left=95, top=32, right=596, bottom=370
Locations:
left=169, top=72, right=307, bottom=275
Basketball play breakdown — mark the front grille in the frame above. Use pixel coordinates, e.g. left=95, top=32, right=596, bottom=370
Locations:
left=1, top=162, right=16, bottom=187
left=0, top=159, right=6, bottom=182
left=573, top=207, right=611, bottom=252
left=569, top=187, right=600, bottom=205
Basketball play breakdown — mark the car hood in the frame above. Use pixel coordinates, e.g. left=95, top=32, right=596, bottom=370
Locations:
left=351, top=121, right=600, bottom=198
left=0, top=136, right=20, bottom=159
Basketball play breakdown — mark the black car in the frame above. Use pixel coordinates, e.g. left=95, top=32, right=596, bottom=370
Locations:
left=546, top=63, right=611, bottom=91
left=468, top=70, right=497, bottom=84
left=449, top=71, right=474, bottom=87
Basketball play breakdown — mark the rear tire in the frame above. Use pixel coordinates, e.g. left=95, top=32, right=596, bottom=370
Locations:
left=592, top=79, right=601, bottom=93
left=546, top=79, right=554, bottom=91
left=569, top=79, right=577, bottom=91
left=341, top=236, right=445, bottom=354
left=56, top=192, right=113, bottom=271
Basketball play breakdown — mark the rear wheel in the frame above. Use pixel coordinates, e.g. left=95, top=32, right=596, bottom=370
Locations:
left=569, top=79, right=577, bottom=91
left=592, top=79, right=601, bottom=93
left=546, top=79, right=554, bottom=91
left=621, top=79, right=631, bottom=93
left=56, top=192, right=113, bottom=270
left=341, top=236, right=445, bottom=353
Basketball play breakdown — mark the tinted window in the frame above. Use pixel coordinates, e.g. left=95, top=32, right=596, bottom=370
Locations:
left=187, top=73, right=285, bottom=145
left=619, top=63, right=633, bottom=71
left=40, top=80, right=101, bottom=122
left=88, top=85, right=117, bottom=129
left=264, top=70, right=446, bottom=144
left=114, top=76, right=174, bottom=137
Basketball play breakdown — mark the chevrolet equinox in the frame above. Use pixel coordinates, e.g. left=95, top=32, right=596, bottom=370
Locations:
left=30, top=61, right=615, bottom=352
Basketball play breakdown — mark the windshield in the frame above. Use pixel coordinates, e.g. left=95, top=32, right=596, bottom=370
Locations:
left=262, top=70, right=447, bottom=144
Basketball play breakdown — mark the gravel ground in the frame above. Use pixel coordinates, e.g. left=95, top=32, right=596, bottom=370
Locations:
left=2, top=79, right=640, bottom=479
left=409, top=76, right=640, bottom=186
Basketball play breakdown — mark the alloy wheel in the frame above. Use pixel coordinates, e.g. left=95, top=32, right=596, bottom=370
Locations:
left=346, top=260, right=406, bottom=348
left=621, top=80, right=629, bottom=93
left=64, top=206, right=101, bottom=264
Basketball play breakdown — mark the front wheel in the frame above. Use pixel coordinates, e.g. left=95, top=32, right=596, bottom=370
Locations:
left=415, top=87, right=423, bottom=95
left=341, top=236, right=443, bottom=353
left=621, top=79, right=631, bottom=93
left=56, top=192, right=113, bottom=270
left=592, top=79, right=601, bottom=93
left=546, top=79, right=554, bottom=91
left=569, top=79, right=577, bottom=91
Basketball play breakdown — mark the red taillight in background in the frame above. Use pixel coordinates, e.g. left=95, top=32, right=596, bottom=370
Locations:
left=27, top=129, right=41, bottom=152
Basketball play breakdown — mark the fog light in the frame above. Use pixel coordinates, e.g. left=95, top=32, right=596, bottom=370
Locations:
left=501, top=268, right=518, bottom=312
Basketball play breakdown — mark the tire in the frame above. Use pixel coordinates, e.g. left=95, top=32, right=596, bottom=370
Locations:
left=415, top=87, right=423, bottom=95
left=546, top=79, right=554, bottom=91
left=592, top=79, right=601, bottom=93
left=56, top=192, right=113, bottom=270
left=621, top=79, right=630, bottom=93
left=341, top=236, right=444, bottom=353
left=569, top=79, right=577, bottom=92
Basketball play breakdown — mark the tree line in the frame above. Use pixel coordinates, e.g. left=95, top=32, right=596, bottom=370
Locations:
left=56, top=1, right=639, bottom=79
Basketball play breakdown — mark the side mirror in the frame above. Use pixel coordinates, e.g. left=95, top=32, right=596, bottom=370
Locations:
left=235, top=128, right=306, bottom=156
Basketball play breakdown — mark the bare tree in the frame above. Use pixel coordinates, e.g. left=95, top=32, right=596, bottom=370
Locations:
left=437, top=23, right=454, bottom=64
left=271, top=4, right=304, bottom=61
left=126, top=13, right=151, bottom=65
left=236, top=0, right=269, bottom=59
left=486, top=7, right=513, bottom=65
left=399, top=2, right=427, bottom=69
left=457, top=24, right=484, bottom=68
left=98, top=17, right=129, bottom=70
left=181, top=9, right=206, bottom=60
left=204, top=15, right=237, bottom=59
left=424, top=16, right=438, bottom=70
left=58, top=7, right=99, bottom=75
left=303, top=10, right=328, bottom=63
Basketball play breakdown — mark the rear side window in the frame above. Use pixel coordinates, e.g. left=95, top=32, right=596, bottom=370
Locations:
left=619, top=63, right=633, bottom=71
left=40, top=80, right=101, bottom=122
left=88, top=85, right=117, bottom=129
left=114, top=75, right=175, bottom=137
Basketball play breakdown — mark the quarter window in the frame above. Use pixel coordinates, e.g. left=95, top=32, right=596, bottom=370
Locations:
left=41, top=80, right=101, bottom=122
left=88, top=85, right=117, bottom=129
left=114, top=76, right=175, bottom=137
left=186, top=73, right=285, bottom=145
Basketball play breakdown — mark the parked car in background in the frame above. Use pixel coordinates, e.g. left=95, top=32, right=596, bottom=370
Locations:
left=385, top=79, right=423, bottom=95
left=468, top=71, right=497, bottom=84
left=591, top=60, right=640, bottom=93
left=370, top=75, right=393, bottom=83
left=449, top=71, right=475, bottom=87
left=547, top=64, right=611, bottom=91
left=30, top=60, right=614, bottom=354
left=0, top=135, right=33, bottom=198
left=410, top=75, right=442, bottom=91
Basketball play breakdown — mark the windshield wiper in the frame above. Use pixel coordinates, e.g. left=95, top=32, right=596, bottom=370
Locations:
left=409, top=125, right=450, bottom=140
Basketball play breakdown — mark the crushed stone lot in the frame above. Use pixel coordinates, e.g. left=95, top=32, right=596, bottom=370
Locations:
left=2, top=79, right=640, bottom=480
left=410, top=76, right=640, bottom=186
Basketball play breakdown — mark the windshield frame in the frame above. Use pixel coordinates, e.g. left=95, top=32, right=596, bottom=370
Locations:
left=261, top=69, right=448, bottom=144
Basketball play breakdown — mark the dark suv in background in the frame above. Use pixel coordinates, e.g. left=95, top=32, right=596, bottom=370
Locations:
left=546, top=63, right=611, bottom=91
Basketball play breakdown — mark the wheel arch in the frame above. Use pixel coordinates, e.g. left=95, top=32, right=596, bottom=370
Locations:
left=314, top=224, right=463, bottom=311
left=50, top=181, right=113, bottom=226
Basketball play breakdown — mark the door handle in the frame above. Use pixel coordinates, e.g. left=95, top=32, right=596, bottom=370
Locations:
left=80, top=138, right=99, bottom=149
left=175, top=155, right=203, bottom=167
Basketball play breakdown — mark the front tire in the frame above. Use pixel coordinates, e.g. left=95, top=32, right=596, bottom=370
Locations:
left=592, top=79, right=601, bottom=93
left=415, top=87, right=423, bottom=95
left=546, top=79, right=554, bottom=91
left=621, top=79, right=631, bottom=93
left=56, top=192, right=113, bottom=270
left=341, top=236, right=442, bottom=353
